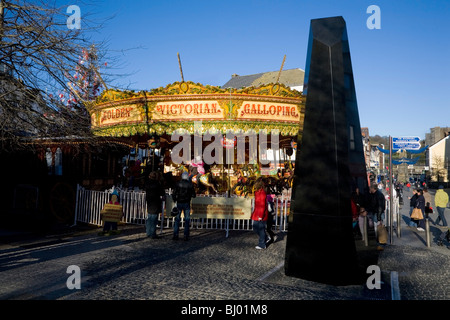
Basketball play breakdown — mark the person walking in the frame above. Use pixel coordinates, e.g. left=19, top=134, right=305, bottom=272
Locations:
left=265, top=188, right=277, bottom=246
left=358, top=206, right=371, bottom=241
left=351, top=187, right=369, bottom=240
left=423, top=187, right=432, bottom=217
left=172, top=172, right=196, bottom=241
left=367, top=183, right=386, bottom=227
left=145, top=171, right=165, bottom=239
left=434, top=185, right=449, bottom=227
left=414, top=189, right=426, bottom=231
left=408, top=189, right=419, bottom=227
left=251, top=180, right=268, bottom=250
left=366, top=183, right=386, bottom=249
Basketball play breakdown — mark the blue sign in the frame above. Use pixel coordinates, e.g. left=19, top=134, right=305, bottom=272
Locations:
left=392, top=136, right=421, bottom=150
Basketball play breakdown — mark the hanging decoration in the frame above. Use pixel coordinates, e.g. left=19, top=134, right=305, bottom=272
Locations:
left=377, top=145, right=429, bottom=154
left=404, top=146, right=429, bottom=154
left=392, top=157, right=420, bottom=165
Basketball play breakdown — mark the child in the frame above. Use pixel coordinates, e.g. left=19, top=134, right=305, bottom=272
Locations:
left=100, top=190, right=123, bottom=235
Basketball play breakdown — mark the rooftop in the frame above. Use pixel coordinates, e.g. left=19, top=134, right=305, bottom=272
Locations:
left=222, top=68, right=305, bottom=90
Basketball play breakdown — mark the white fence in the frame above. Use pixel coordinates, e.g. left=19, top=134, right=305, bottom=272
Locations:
left=73, top=185, right=402, bottom=241
left=74, top=185, right=290, bottom=235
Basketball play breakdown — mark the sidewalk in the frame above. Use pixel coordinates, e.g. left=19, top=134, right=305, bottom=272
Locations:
left=377, top=188, right=450, bottom=300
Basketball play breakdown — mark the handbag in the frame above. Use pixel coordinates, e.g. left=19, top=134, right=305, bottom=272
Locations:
left=170, top=202, right=179, bottom=217
left=411, top=207, right=423, bottom=220
left=377, top=224, right=388, bottom=244
left=425, top=202, right=433, bottom=214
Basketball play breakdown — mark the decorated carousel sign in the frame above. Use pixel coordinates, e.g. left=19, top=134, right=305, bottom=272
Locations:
left=153, top=101, right=223, bottom=120
left=238, top=101, right=299, bottom=122
left=88, top=81, right=305, bottom=136
left=93, top=104, right=143, bottom=127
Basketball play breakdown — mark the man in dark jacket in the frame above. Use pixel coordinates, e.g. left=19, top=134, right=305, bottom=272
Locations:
left=145, top=171, right=165, bottom=239
left=366, top=183, right=386, bottom=248
left=367, top=183, right=386, bottom=223
left=172, top=172, right=196, bottom=241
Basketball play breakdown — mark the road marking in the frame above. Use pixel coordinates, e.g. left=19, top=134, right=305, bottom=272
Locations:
left=257, top=261, right=284, bottom=282
left=391, top=271, right=401, bottom=300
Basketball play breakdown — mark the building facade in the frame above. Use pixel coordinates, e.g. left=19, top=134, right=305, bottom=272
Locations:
left=427, top=134, right=450, bottom=183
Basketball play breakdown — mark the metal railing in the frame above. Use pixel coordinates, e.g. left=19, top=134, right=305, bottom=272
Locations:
left=74, top=185, right=290, bottom=236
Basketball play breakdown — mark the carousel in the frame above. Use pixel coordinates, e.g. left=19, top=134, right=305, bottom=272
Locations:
left=88, top=80, right=304, bottom=196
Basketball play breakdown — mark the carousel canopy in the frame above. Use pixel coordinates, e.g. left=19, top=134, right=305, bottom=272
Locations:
left=88, top=81, right=305, bottom=138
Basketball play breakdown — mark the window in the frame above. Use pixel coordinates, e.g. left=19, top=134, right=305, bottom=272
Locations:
left=349, top=126, right=356, bottom=150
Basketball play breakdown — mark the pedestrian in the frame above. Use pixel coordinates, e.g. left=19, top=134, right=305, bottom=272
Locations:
left=100, top=190, right=123, bottom=236
left=145, top=171, right=165, bottom=239
left=351, top=187, right=363, bottom=239
left=265, top=185, right=277, bottom=246
left=351, top=195, right=359, bottom=237
left=408, top=189, right=419, bottom=227
left=358, top=186, right=372, bottom=241
left=251, top=180, right=268, bottom=250
left=352, top=187, right=364, bottom=208
left=366, top=183, right=386, bottom=249
left=413, top=189, right=426, bottom=231
left=434, top=185, right=449, bottom=227
left=172, top=171, right=196, bottom=241
left=358, top=206, right=372, bottom=241
left=423, top=187, right=432, bottom=217
left=396, top=182, right=404, bottom=205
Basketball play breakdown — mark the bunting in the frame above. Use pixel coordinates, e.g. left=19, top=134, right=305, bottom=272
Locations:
left=404, top=146, right=429, bottom=154
left=376, top=145, right=429, bottom=154
left=392, top=157, right=420, bottom=165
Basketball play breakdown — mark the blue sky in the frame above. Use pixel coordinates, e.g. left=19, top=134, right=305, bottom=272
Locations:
left=73, top=0, right=449, bottom=139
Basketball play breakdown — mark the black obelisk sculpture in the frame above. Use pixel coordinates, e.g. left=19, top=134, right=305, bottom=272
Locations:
left=285, top=16, right=368, bottom=285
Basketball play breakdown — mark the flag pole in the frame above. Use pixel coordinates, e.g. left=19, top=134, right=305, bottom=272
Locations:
left=177, top=52, right=184, bottom=82
left=276, top=55, right=286, bottom=83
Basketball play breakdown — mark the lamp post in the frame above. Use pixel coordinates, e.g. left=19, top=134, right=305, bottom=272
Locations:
left=388, top=137, right=394, bottom=244
left=380, top=144, right=385, bottom=176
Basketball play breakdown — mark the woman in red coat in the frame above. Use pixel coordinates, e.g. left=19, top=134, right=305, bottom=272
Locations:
left=252, top=180, right=268, bottom=249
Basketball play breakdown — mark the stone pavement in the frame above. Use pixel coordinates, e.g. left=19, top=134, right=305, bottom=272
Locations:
left=377, top=187, right=450, bottom=300
left=0, top=188, right=449, bottom=306
left=0, top=225, right=384, bottom=301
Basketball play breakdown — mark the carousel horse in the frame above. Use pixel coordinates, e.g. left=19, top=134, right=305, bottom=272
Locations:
left=242, top=163, right=261, bottom=178
left=178, top=164, right=189, bottom=174
left=274, top=162, right=294, bottom=192
left=192, top=172, right=218, bottom=195
left=231, top=167, right=261, bottom=197
left=265, top=176, right=281, bottom=196
left=185, top=158, right=218, bottom=195
left=232, top=169, right=251, bottom=197
left=284, top=161, right=294, bottom=189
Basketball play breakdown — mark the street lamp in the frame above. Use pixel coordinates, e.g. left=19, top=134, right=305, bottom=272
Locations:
left=380, top=144, right=385, bottom=176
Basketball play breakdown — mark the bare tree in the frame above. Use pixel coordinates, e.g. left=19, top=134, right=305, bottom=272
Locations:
left=431, top=155, right=446, bottom=182
left=0, top=0, right=113, bottom=152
